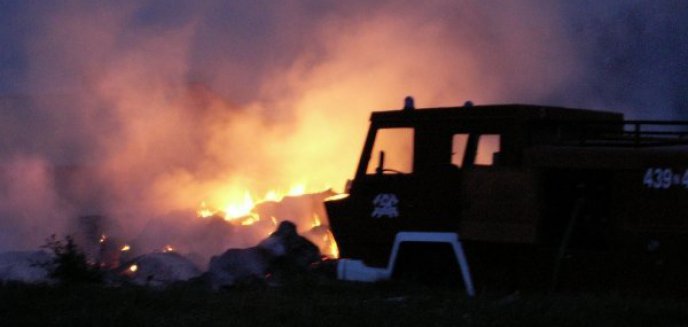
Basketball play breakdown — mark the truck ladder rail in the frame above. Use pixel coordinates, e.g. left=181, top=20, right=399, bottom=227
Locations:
left=545, top=120, right=688, bottom=147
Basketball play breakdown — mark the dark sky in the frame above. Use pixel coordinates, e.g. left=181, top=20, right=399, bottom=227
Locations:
left=0, top=1, right=30, bottom=93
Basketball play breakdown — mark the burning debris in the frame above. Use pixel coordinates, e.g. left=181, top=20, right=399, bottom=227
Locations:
left=189, top=188, right=339, bottom=261
left=91, top=220, right=325, bottom=289
left=0, top=221, right=328, bottom=289
left=90, top=188, right=339, bottom=270
left=0, top=186, right=342, bottom=288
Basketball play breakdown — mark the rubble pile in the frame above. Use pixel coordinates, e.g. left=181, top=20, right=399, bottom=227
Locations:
left=208, top=221, right=321, bottom=289
left=0, top=220, right=326, bottom=289
left=120, top=252, right=202, bottom=287
left=0, top=187, right=340, bottom=288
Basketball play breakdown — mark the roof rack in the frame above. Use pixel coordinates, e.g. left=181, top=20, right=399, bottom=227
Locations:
left=552, top=120, right=688, bottom=147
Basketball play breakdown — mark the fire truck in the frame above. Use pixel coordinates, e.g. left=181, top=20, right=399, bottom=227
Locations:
left=325, top=100, right=688, bottom=294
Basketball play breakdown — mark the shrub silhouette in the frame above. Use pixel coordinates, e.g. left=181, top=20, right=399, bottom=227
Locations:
left=42, top=235, right=102, bottom=284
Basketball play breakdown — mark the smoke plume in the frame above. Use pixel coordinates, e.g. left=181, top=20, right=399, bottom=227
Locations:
left=0, top=1, right=686, bottom=257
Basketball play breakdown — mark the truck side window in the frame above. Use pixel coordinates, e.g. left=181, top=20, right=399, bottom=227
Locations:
left=366, top=128, right=414, bottom=174
left=452, top=133, right=501, bottom=167
left=476, top=134, right=501, bottom=166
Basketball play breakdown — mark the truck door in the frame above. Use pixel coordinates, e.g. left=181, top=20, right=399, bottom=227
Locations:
left=356, top=127, right=421, bottom=228
left=359, top=126, right=463, bottom=232
left=454, top=132, right=540, bottom=244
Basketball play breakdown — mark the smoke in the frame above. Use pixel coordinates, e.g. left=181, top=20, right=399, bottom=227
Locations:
left=0, top=156, right=71, bottom=250
left=0, top=1, right=686, bottom=255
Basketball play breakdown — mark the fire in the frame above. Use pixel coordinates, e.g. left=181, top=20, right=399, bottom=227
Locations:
left=196, top=183, right=341, bottom=259
left=197, top=183, right=312, bottom=221
left=163, top=245, right=174, bottom=253
left=288, top=183, right=306, bottom=196
left=312, top=213, right=322, bottom=228
left=323, top=230, right=339, bottom=258
left=197, top=201, right=214, bottom=218
left=325, top=193, right=349, bottom=201
left=240, top=215, right=260, bottom=226
left=99, top=234, right=107, bottom=244
left=224, top=191, right=254, bottom=220
left=129, top=264, right=138, bottom=272
left=264, top=190, right=279, bottom=202
left=121, top=244, right=131, bottom=252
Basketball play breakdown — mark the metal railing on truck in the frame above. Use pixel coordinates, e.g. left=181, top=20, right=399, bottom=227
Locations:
left=543, top=120, right=688, bottom=147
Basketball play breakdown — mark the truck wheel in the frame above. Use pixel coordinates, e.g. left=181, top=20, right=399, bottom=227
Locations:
left=390, top=242, right=463, bottom=288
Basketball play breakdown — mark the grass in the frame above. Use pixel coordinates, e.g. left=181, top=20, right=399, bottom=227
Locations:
left=0, top=280, right=687, bottom=326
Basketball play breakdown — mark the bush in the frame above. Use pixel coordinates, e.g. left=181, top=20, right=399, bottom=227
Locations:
left=42, top=235, right=102, bottom=284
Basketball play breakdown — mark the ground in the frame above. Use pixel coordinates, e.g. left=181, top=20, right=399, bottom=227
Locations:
left=0, top=280, right=687, bottom=326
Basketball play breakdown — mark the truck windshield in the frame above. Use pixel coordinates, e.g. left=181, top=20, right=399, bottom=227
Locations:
left=366, top=128, right=414, bottom=174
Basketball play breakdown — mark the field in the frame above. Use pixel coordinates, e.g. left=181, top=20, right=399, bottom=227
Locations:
left=1, top=280, right=687, bottom=326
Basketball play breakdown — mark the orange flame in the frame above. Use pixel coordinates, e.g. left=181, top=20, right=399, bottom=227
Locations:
left=288, top=183, right=306, bottom=196
left=264, top=190, right=279, bottom=202
left=322, top=230, right=339, bottom=259
left=224, top=191, right=254, bottom=220
left=197, top=183, right=312, bottom=221
left=129, top=264, right=138, bottom=272
left=197, top=201, right=214, bottom=218
left=196, top=183, right=340, bottom=259
left=240, top=214, right=260, bottom=226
